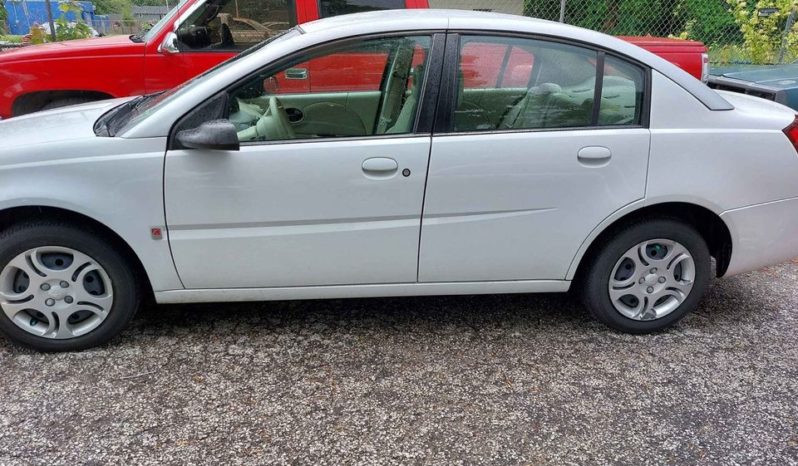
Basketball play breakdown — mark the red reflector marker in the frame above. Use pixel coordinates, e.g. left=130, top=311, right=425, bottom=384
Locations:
left=783, top=116, right=798, bottom=154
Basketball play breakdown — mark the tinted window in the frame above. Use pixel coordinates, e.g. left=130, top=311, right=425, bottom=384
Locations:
left=227, top=35, right=432, bottom=142
left=600, top=55, right=645, bottom=126
left=176, top=0, right=296, bottom=51
left=454, top=35, right=646, bottom=132
left=319, top=0, right=405, bottom=17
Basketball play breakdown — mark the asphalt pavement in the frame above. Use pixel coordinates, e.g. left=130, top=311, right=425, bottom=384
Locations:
left=1, top=260, right=797, bottom=465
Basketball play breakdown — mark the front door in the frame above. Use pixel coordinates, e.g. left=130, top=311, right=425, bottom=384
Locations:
left=420, top=34, right=651, bottom=282
left=165, top=34, right=438, bottom=289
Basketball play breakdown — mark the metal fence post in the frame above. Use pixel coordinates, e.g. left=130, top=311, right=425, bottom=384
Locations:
left=778, top=5, right=797, bottom=64
left=43, top=0, right=57, bottom=41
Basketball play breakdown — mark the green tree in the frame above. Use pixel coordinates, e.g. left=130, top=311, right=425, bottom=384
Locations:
left=55, top=0, right=93, bottom=40
left=523, top=0, right=739, bottom=45
left=675, top=0, right=740, bottom=45
left=728, top=0, right=798, bottom=63
left=0, top=1, right=8, bottom=34
left=92, top=0, right=133, bottom=16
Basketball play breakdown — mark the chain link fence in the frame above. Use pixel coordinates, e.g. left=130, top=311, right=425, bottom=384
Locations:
left=6, top=0, right=798, bottom=65
left=431, top=0, right=798, bottom=65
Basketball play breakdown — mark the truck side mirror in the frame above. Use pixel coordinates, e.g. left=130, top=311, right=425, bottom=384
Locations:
left=158, top=32, right=180, bottom=54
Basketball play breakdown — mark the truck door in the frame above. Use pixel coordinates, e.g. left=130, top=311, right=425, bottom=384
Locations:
left=145, top=0, right=300, bottom=91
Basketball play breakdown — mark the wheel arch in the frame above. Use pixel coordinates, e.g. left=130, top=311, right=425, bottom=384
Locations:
left=12, top=90, right=116, bottom=117
left=0, top=205, right=154, bottom=300
left=569, top=201, right=733, bottom=282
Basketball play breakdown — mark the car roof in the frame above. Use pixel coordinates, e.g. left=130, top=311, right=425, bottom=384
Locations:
left=123, top=10, right=731, bottom=138
left=298, top=9, right=729, bottom=111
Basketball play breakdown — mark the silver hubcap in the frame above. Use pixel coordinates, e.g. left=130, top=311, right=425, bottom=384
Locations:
left=608, top=239, right=695, bottom=321
left=0, top=247, right=113, bottom=339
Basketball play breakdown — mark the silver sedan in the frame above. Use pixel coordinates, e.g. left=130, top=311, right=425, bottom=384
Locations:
left=1, top=10, right=798, bottom=351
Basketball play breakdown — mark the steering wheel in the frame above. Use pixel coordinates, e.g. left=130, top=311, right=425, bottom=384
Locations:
left=237, top=96, right=295, bottom=141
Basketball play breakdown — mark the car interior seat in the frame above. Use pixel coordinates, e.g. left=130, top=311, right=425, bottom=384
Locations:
left=386, top=60, right=425, bottom=134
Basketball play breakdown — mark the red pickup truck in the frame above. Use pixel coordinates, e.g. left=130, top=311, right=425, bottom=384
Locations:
left=0, top=0, right=709, bottom=119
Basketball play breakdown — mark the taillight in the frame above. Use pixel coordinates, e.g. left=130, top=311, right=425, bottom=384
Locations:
left=700, top=53, right=710, bottom=83
left=783, top=116, right=798, bottom=153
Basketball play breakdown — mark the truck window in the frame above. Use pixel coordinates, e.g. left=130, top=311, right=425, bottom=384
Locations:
left=176, top=0, right=297, bottom=51
left=318, top=0, right=405, bottom=17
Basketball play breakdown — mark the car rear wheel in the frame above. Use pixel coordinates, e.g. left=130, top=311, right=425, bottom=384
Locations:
left=581, top=218, right=711, bottom=333
left=0, top=222, right=140, bottom=351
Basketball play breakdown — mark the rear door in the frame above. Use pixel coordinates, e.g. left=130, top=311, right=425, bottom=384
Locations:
left=419, top=34, right=651, bottom=282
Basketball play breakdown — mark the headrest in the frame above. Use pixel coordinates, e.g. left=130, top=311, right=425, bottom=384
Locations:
left=529, top=82, right=562, bottom=96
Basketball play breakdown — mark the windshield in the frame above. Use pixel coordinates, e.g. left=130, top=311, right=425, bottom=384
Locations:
left=142, top=0, right=190, bottom=43
left=113, top=27, right=301, bottom=135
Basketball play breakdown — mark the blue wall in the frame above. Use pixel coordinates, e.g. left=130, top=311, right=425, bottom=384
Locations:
left=4, top=0, right=96, bottom=35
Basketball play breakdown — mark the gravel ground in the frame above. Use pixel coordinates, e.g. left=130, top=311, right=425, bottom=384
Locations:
left=1, top=261, right=798, bottom=465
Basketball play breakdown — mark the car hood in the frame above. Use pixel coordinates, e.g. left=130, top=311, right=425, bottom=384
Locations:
left=711, top=64, right=798, bottom=89
left=0, top=35, right=143, bottom=63
left=0, top=98, right=134, bottom=148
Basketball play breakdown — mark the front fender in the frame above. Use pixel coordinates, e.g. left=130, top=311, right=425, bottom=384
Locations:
left=0, top=53, right=145, bottom=119
left=0, top=136, right=182, bottom=291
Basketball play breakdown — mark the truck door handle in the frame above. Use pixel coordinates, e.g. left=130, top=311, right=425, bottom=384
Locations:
left=362, top=157, right=398, bottom=176
left=577, top=146, right=612, bottom=166
left=284, top=67, right=308, bottom=80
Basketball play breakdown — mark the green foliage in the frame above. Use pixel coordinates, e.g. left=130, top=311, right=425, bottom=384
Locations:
left=0, top=1, right=7, bottom=34
left=0, top=34, right=22, bottom=43
left=29, top=25, right=46, bottom=44
left=131, top=0, right=172, bottom=6
left=54, top=0, right=94, bottom=40
left=673, top=0, right=741, bottom=45
left=524, top=0, right=687, bottom=36
left=521, top=0, right=798, bottom=64
left=28, top=0, right=93, bottom=43
left=727, top=0, right=798, bottom=64
left=92, top=0, right=132, bottom=16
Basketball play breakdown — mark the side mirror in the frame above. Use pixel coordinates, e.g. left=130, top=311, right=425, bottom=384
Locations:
left=158, top=32, right=180, bottom=54
left=176, top=120, right=240, bottom=151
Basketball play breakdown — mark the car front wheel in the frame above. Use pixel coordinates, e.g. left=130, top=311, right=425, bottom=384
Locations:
left=0, top=222, right=140, bottom=351
left=581, top=218, right=711, bottom=333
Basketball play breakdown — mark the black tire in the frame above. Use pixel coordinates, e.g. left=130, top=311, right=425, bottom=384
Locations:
left=41, top=97, right=93, bottom=111
left=0, top=222, right=140, bottom=351
left=580, top=218, right=711, bottom=334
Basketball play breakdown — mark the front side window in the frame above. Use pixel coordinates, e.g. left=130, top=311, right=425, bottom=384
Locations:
left=454, top=35, right=645, bottom=132
left=176, top=0, right=296, bottom=51
left=319, top=0, right=405, bottom=18
left=227, top=35, right=432, bottom=142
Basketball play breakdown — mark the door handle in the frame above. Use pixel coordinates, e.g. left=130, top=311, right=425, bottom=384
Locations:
left=284, top=67, right=308, bottom=80
left=362, top=157, right=398, bottom=176
left=577, top=146, right=612, bottom=166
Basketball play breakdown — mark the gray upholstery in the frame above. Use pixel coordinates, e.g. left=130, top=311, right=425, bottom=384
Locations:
left=386, top=63, right=425, bottom=134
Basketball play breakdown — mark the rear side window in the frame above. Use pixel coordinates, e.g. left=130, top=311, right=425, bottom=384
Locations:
left=453, top=35, right=646, bottom=133
left=319, top=0, right=405, bottom=17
